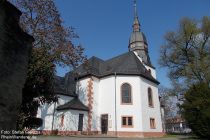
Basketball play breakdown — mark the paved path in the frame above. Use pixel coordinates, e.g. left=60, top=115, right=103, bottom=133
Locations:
left=33, top=135, right=195, bottom=140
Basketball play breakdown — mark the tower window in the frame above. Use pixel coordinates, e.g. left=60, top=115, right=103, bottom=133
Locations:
left=148, top=87, right=154, bottom=107
left=148, top=69, right=151, bottom=74
left=121, top=83, right=132, bottom=104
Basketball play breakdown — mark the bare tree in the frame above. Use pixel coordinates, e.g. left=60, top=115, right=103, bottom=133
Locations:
left=159, top=85, right=179, bottom=119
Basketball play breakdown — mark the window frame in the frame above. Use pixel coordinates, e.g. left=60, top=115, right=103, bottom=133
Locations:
left=121, top=83, right=133, bottom=105
left=121, top=116, right=134, bottom=128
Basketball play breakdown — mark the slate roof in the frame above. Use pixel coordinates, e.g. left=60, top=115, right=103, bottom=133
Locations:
left=54, top=76, right=65, bottom=94
left=74, top=51, right=159, bottom=84
left=54, top=75, right=77, bottom=97
left=56, top=98, right=89, bottom=111
left=54, top=51, right=159, bottom=97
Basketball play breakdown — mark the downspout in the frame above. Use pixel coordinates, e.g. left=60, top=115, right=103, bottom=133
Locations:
left=114, top=72, right=117, bottom=136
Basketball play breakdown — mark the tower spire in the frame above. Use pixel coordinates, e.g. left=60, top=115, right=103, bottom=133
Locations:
left=133, top=0, right=140, bottom=32
left=129, top=0, right=152, bottom=66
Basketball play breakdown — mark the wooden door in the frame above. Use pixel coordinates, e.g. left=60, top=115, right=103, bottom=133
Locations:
left=78, top=114, right=84, bottom=131
left=101, top=114, right=108, bottom=134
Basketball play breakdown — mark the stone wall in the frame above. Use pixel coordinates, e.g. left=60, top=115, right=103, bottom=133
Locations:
left=0, top=0, right=34, bottom=130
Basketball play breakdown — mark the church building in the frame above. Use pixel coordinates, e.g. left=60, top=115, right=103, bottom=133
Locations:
left=36, top=1, right=164, bottom=137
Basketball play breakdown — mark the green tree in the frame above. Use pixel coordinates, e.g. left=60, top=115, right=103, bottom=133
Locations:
left=181, top=83, right=210, bottom=139
left=159, top=16, right=210, bottom=91
left=159, top=16, right=210, bottom=138
left=9, top=0, right=86, bottom=129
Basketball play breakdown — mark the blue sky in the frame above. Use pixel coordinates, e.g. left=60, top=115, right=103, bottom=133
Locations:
left=54, top=0, right=210, bottom=88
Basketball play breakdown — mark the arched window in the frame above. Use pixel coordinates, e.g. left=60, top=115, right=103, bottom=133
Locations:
left=148, top=87, right=154, bottom=107
left=121, top=83, right=132, bottom=104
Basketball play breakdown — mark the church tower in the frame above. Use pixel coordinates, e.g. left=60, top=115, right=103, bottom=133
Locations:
left=128, top=0, right=152, bottom=67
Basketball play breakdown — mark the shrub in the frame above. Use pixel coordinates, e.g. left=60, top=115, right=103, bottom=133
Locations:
left=23, top=117, right=43, bottom=129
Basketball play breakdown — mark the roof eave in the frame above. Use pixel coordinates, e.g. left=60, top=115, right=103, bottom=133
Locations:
left=77, top=73, right=160, bottom=85
left=55, top=91, right=78, bottom=97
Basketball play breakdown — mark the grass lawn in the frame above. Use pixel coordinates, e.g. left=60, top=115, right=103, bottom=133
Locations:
left=162, top=134, right=203, bottom=140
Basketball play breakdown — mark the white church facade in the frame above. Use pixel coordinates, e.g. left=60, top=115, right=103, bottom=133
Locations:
left=35, top=1, right=164, bottom=137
